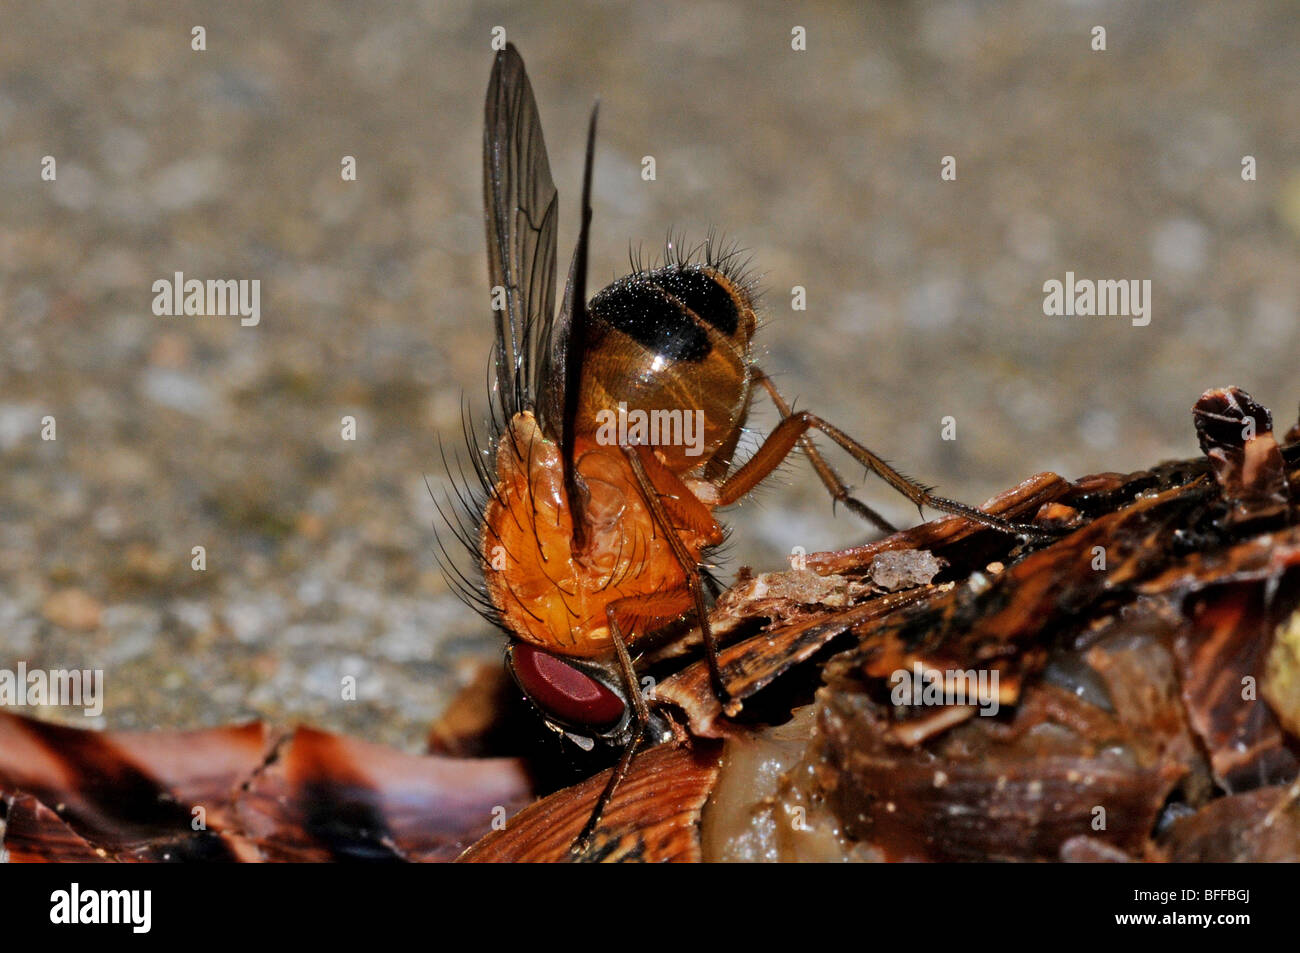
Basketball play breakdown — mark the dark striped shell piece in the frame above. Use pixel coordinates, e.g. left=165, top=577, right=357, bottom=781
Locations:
left=0, top=714, right=531, bottom=863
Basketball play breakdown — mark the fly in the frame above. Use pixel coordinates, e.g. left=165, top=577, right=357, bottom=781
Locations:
left=437, top=43, right=1052, bottom=854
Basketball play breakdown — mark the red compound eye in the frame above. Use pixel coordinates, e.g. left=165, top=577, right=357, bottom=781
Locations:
left=509, top=644, right=626, bottom=730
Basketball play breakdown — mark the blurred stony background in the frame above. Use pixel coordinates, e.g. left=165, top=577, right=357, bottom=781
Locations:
left=1, top=0, right=1298, bottom=748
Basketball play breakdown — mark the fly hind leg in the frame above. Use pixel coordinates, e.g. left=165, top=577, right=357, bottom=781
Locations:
left=750, top=369, right=900, bottom=534
left=725, top=370, right=1057, bottom=539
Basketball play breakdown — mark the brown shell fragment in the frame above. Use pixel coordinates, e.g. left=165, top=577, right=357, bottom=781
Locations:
left=654, top=590, right=929, bottom=736
left=3, top=794, right=111, bottom=864
left=1059, top=836, right=1136, bottom=862
left=0, top=711, right=532, bottom=862
left=1193, top=386, right=1290, bottom=520
left=804, top=471, right=1071, bottom=576
left=459, top=742, right=722, bottom=862
left=427, top=663, right=519, bottom=758
left=1173, top=581, right=1300, bottom=791
left=234, top=726, right=533, bottom=862
left=0, top=712, right=271, bottom=861
left=1160, top=783, right=1300, bottom=861
left=812, top=685, right=1185, bottom=862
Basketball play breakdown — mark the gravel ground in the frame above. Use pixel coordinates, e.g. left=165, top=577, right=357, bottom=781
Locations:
left=2, top=0, right=1298, bottom=749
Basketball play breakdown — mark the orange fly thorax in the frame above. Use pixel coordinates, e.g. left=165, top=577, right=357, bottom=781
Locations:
left=481, top=411, right=721, bottom=659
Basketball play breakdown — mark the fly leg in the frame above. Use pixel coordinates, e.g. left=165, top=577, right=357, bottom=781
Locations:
left=620, top=445, right=730, bottom=704
left=750, top=368, right=898, bottom=534
left=570, top=608, right=650, bottom=856
left=721, top=377, right=1058, bottom=539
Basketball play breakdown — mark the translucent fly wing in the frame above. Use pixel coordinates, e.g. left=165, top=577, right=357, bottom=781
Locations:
left=534, top=104, right=597, bottom=539
left=538, top=104, right=597, bottom=465
left=483, top=43, right=558, bottom=426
